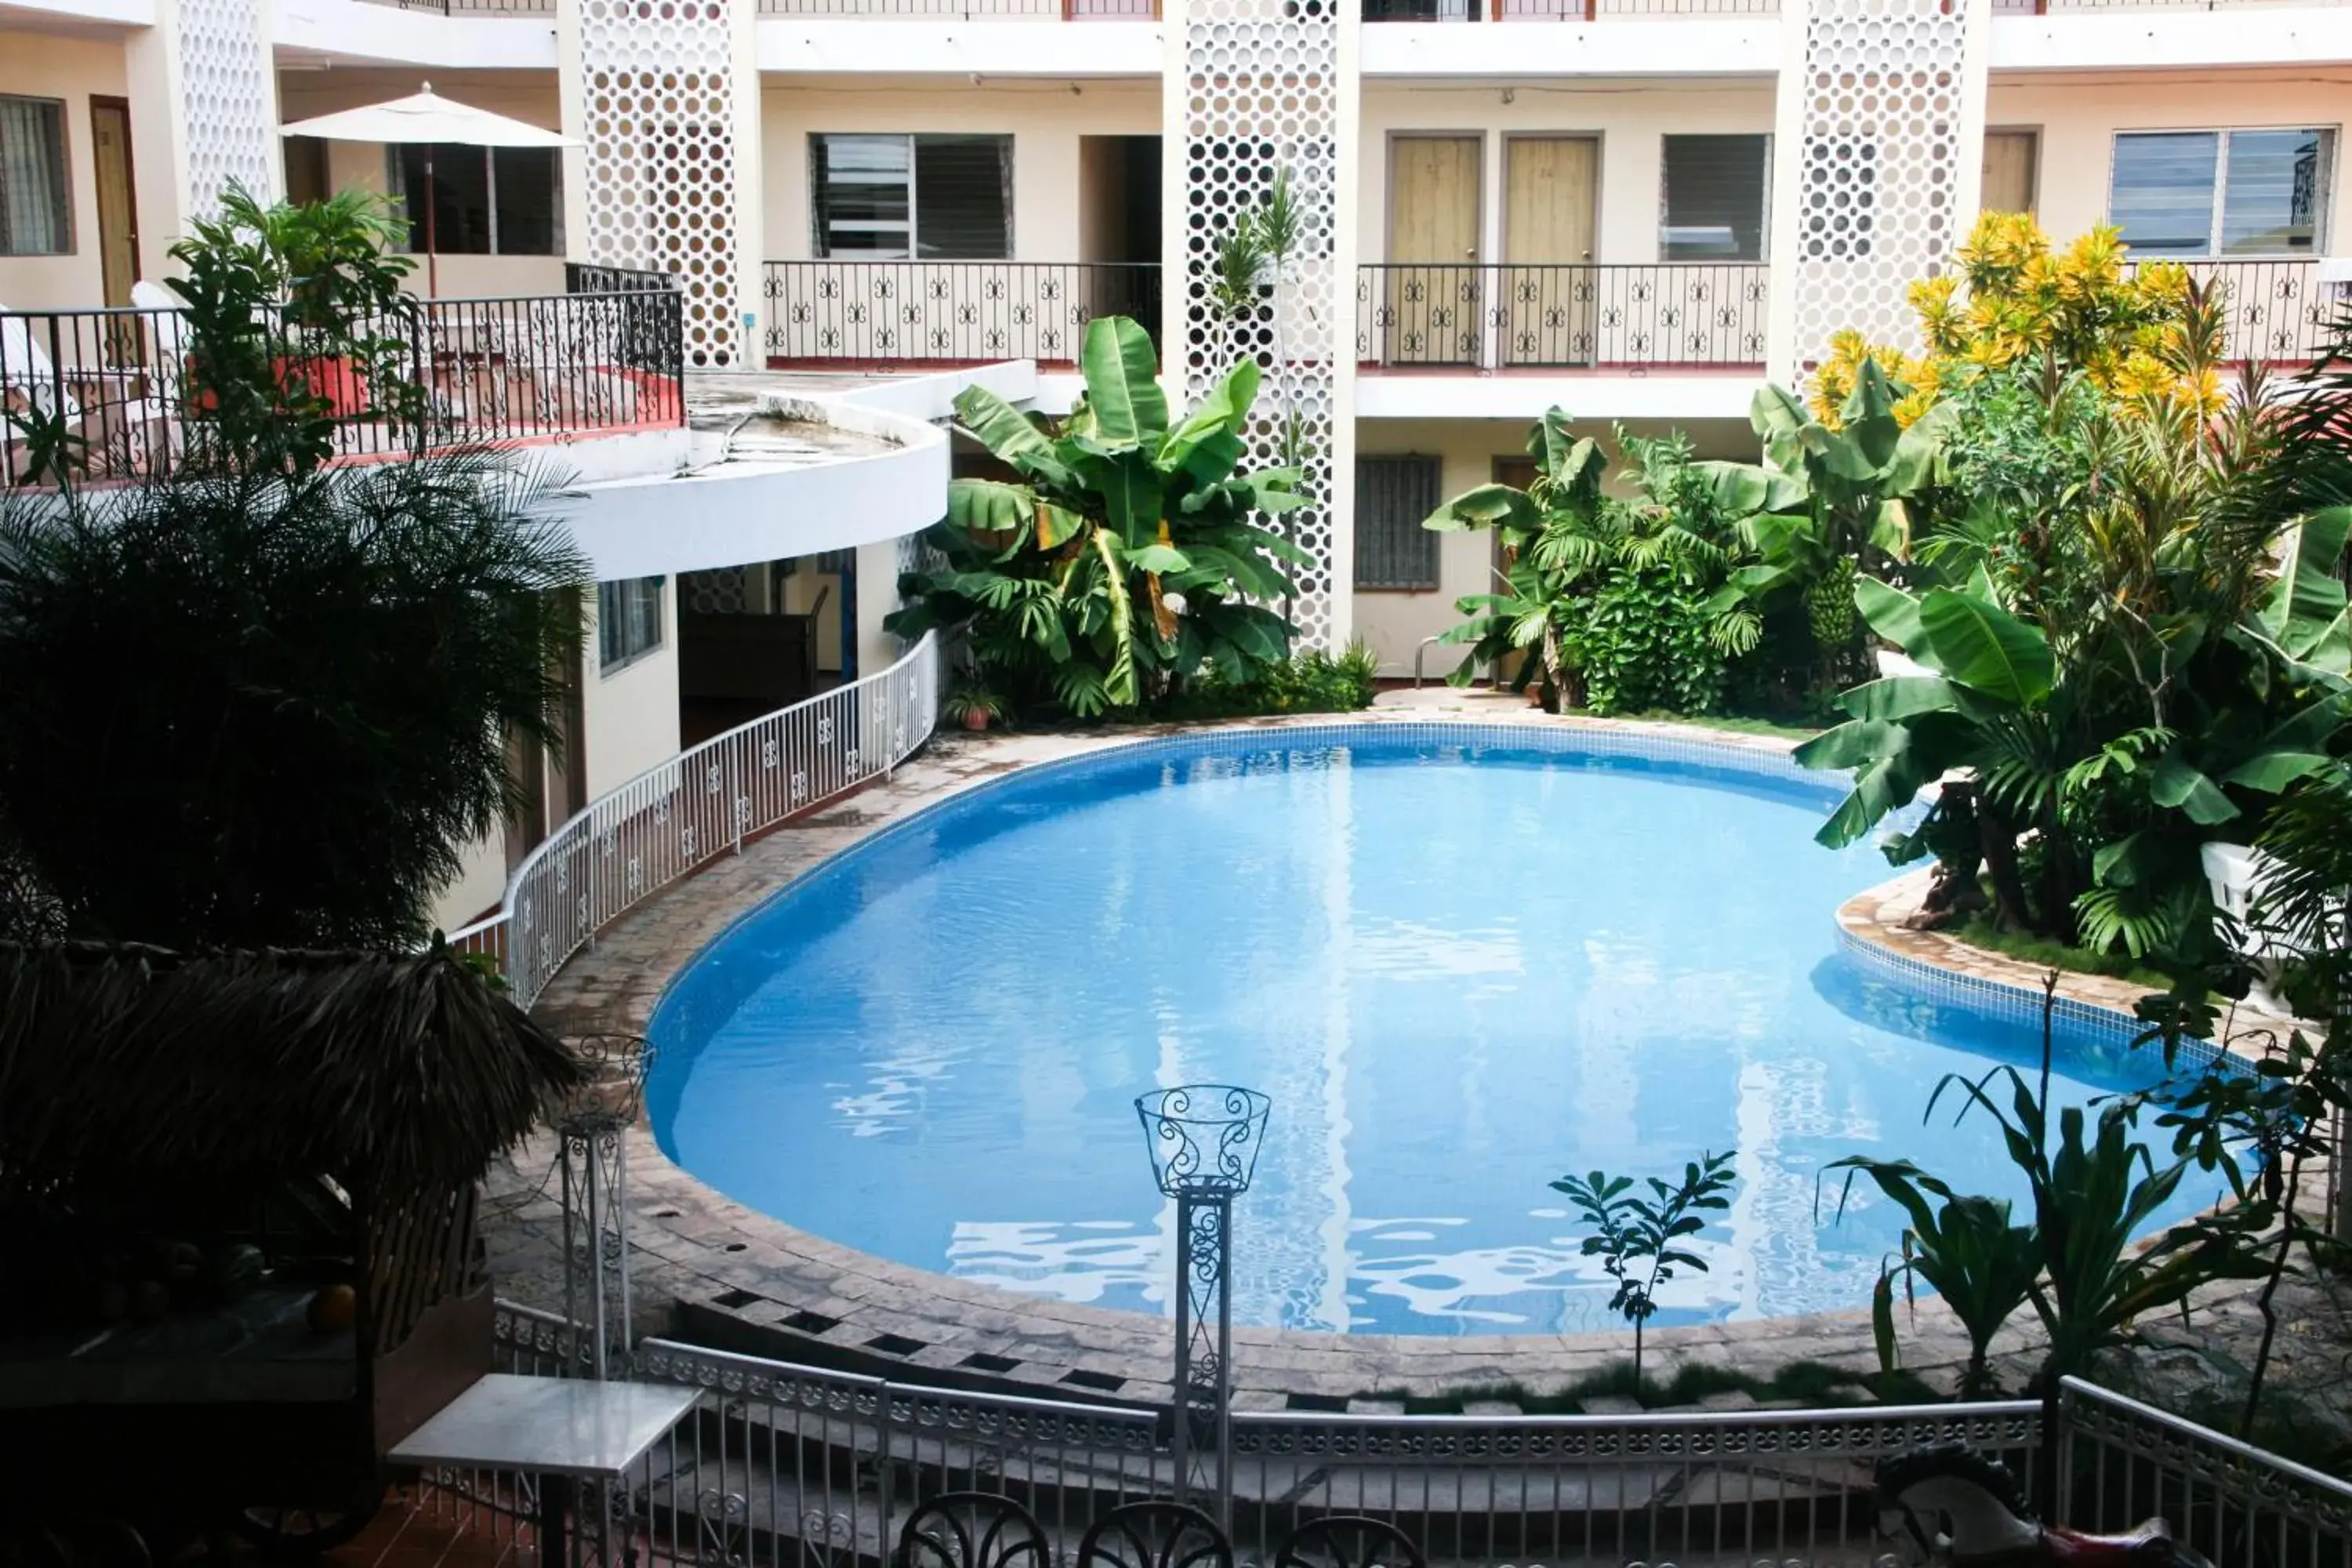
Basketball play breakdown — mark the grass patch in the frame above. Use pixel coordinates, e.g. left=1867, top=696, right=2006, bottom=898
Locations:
left=1348, top=1359, right=1939, bottom=1415
left=1948, top=913, right=2172, bottom=990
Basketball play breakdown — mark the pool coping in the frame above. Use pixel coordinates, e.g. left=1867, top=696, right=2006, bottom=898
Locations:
left=496, top=703, right=2294, bottom=1410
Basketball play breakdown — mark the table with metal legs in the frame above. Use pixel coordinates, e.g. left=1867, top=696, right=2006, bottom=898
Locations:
left=389, top=1374, right=699, bottom=1567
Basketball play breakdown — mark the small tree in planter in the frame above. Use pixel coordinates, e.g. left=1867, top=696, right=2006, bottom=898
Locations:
left=1553, top=1150, right=1738, bottom=1395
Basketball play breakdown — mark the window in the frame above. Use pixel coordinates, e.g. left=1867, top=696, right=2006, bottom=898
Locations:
left=1660, top=135, right=1769, bottom=262
left=1356, top=456, right=1443, bottom=592
left=599, top=577, right=665, bottom=671
left=388, top=145, right=564, bottom=256
left=2109, top=129, right=2333, bottom=258
left=0, top=96, right=69, bottom=256
left=811, top=134, right=1012, bottom=260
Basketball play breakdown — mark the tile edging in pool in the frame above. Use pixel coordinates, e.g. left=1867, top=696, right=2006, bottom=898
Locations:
left=513, top=709, right=2243, bottom=1400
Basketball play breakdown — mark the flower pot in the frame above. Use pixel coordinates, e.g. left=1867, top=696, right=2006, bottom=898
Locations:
left=960, top=708, right=993, bottom=732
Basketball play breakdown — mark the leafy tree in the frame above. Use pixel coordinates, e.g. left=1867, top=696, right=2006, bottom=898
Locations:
left=1552, top=1151, right=1737, bottom=1392
left=0, top=193, right=587, bottom=951
left=886, top=317, right=1308, bottom=717
left=1422, top=413, right=1757, bottom=713
left=168, top=183, right=425, bottom=477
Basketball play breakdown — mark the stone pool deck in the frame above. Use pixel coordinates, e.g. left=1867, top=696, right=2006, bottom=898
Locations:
left=482, top=695, right=2344, bottom=1420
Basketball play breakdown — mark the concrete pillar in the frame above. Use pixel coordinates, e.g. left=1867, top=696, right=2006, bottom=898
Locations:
left=123, top=0, right=281, bottom=278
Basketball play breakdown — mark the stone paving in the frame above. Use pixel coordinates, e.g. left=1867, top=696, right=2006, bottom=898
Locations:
left=482, top=693, right=2347, bottom=1428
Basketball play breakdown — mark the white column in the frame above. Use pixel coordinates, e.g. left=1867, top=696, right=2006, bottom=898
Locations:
left=1175, top=0, right=1351, bottom=652
left=125, top=0, right=281, bottom=278
left=1764, top=0, right=1992, bottom=393
left=564, top=0, right=757, bottom=366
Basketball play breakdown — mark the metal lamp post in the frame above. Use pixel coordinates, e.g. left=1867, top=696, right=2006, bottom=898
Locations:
left=1133, top=1083, right=1271, bottom=1525
left=557, top=1033, right=653, bottom=1381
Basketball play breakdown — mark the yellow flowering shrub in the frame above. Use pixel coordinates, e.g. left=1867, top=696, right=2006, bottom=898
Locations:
left=1809, top=212, right=2217, bottom=428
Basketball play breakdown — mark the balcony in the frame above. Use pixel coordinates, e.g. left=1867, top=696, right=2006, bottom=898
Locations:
left=0, top=281, right=684, bottom=492
left=1356, top=262, right=1769, bottom=372
left=757, top=0, right=1155, bottom=16
left=2142, top=259, right=2346, bottom=365
left=762, top=261, right=1162, bottom=368
left=1364, top=0, right=1777, bottom=17
left=353, top=0, right=554, bottom=13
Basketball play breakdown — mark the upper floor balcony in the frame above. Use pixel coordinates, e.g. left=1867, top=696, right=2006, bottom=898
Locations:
left=0, top=268, right=685, bottom=492
left=1357, top=261, right=1769, bottom=372
left=762, top=260, right=1161, bottom=368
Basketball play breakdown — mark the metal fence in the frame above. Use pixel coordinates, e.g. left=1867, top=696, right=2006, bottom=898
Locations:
left=1994, top=0, right=2347, bottom=10
left=755, top=0, right=1156, bottom=15
left=2140, top=259, right=2347, bottom=365
left=1367, top=0, right=1778, bottom=16
left=449, top=630, right=942, bottom=1008
left=1356, top=263, right=1769, bottom=370
left=0, top=290, right=687, bottom=491
left=2057, top=1380, right=2352, bottom=1568
left=459, top=1305, right=2352, bottom=1568
left=763, top=262, right=1163, bottom=367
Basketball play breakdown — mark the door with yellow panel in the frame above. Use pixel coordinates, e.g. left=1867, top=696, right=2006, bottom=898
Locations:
left=1383, top=136, right=1482, bottom=367
left=1502, top=136, right=1598, bottom=367
left=1981, top=130, right=2039, bottom=218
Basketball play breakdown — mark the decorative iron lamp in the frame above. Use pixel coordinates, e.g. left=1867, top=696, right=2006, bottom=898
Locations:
left=1133, top=1084, right=1270, bottom=1524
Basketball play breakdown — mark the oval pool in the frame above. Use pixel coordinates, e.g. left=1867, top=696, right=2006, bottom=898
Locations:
left=647, top=726, right=2216, bottom=1337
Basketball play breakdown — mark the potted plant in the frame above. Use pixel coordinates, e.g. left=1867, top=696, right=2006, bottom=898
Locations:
left=946, top=684, right=1006, bottom=733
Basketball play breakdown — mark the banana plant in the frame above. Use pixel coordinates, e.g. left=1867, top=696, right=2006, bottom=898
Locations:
left=1696, top=361, right=1951, bottom=684
left=1797, top=575, right=2350, bottom=944
left=884, top=316, right=1308, bottom=717
left=1421, top=410, right=1755, bottom=708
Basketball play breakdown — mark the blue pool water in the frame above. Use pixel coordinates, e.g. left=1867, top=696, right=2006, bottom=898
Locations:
left=648, top=730, right=2220, bottom=1336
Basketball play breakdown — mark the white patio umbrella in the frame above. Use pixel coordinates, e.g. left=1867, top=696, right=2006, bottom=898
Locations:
left=278, top=84, right=575, bottom=296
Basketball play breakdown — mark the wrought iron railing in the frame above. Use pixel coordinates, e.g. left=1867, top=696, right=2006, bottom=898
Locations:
left=762, top=261, right=1162, bottom=367
left=1356, top=262, right=1769, bottom=369
left=448, top=631, right=942, bottom=1008
left=755, top=0, right=1155, bottom=15
left=461, top=1305, right=2352, bottom=1568
left=1367, top=0, right=1777, bottom=16
left=1994, top=0, right=2347, bottom=11
left=0, top=290, right=686, bottom=491
left=566, top=262, right=684, bottom=296
left=2126, top=258, right=2346, bottom=365
left=354, top=0, right=555, bottom=13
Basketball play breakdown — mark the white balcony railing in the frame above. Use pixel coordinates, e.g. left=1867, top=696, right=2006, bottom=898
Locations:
left=449, top=632, right=943, bottom=1009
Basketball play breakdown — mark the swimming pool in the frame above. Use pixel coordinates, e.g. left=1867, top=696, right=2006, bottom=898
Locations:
left=646, top=725, right=2219, bottom=1337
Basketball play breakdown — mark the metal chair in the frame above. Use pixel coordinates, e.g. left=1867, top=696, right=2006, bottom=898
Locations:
left=896, top=1492, right=1053, bottom=1568
left=1075, top=1501, right=1233, bottom=1568
left=1272, top=1516, right=1428, bottom=1568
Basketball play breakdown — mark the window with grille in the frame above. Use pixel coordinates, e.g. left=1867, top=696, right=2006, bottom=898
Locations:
left=0, top=96, right=69, bottom=257
left=811, top=134, right=1014, bottom=260
left=599, top=577, right=665, bottom=671
left=388, top=145, right=564, bottom=256
left=1356, top=456, right=1443, bottom=591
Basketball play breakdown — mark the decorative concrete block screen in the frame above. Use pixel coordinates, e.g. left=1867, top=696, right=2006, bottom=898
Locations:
left=180, top=0, right=278, bottom=215
left=1181, top=0, right=1345, bottom=648
left=1778, top=0, right=1985, bottom=389
left=579, top=0, right=742, bottom=368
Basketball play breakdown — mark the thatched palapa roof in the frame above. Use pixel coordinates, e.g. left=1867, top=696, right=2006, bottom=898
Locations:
left=0, top=942, right=586, bottom=1207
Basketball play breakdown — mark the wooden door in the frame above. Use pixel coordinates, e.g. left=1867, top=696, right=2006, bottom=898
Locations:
left=1503, top=136, right=1597, bottom=366
left=1385, top=136, right=1481, bottom=366
left=91, top=99, right=143, bottom=376
left=1981, top=131, right=2038, bottom=216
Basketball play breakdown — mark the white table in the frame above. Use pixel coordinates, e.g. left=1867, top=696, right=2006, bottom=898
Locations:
left=390, top=1373, right=700, bottom=1568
